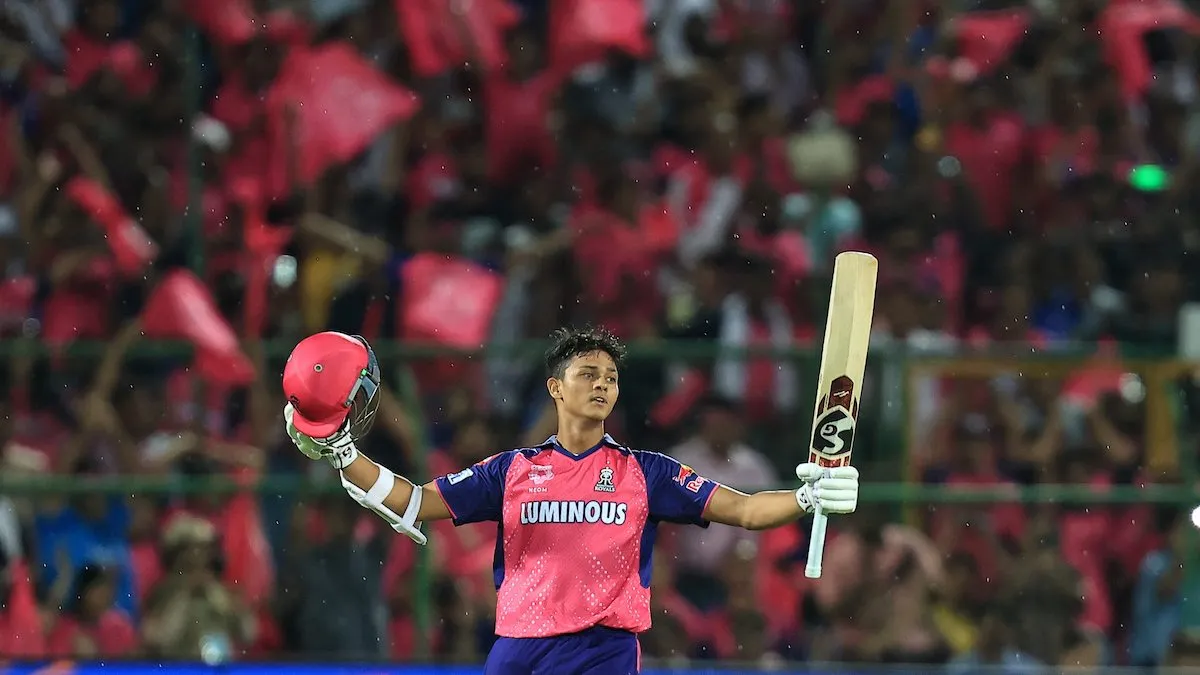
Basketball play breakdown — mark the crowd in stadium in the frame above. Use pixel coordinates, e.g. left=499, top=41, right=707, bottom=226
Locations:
left=0, top=0, right=1199, bottom=670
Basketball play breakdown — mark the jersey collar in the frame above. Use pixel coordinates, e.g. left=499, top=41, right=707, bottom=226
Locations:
left=542, top=433, right=620, bottom=461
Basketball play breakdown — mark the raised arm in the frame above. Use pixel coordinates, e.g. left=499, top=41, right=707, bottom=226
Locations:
left=283, top=404, right=450, bottom=544
left=285, top=403, right=512, bottom=543
left=280, top=332, right=515, bottom=544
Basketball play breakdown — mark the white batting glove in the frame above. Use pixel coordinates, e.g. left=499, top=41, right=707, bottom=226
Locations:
left=283, top=403, right=359, bottom=470
left=795, top=463, right=859, bottom=515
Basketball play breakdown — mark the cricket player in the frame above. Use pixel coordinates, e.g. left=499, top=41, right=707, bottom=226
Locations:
left=282, top=328, right=859, bottom=675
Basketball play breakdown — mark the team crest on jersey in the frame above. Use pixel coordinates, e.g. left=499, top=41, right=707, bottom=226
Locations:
left=528, top=464, right=555, bottom=485
left=594, top=466, right=616, bottom=493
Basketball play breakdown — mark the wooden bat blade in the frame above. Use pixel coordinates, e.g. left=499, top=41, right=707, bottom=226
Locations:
left=808, top=252, right=878, bottom=468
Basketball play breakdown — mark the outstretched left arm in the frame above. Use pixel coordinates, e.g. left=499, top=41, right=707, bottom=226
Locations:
left=703, top=465, right=860, bottom=531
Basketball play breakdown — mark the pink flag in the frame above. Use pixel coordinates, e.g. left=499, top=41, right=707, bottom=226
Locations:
left=265, top=43, right=420, bottom=196
left=400, top=254, right=503, bottom=348
left=65, top=177, right=159, bottom=276
left=140, top=270, right=255, bottom=385
left=549, top=0, right=650, bottom=73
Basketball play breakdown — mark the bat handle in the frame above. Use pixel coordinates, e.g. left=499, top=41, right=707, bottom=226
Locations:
left=805, top=506, right=829, bottom=579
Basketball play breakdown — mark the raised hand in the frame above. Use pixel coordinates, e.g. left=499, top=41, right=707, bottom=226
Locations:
left=794, top=464, right=860, bottom=515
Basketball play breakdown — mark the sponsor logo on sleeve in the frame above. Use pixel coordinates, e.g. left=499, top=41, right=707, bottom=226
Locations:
left=673, top=463, right=706, bottom=492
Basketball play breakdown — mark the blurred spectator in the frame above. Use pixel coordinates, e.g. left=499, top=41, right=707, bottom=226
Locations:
left=1003, top=507, right=1091, bottom=665
left=669, top=395, right=777, bottom=611
left=856, top=549, right=949, bottom=664
left=931, top=552, right=986, bottom=658
left=642, top=551, right=694, bottom=662
left=47, top=563, right=138, bottom=658
left=1128, top=508, right=1190, bottom=667
left=33, top=458, right=137, bottom=617
left=141, top=516, right=250, bottom=660
left=809, top=510, right=944, bottom=661
left=946, top=601, right=1043, bottom=675
left=279, top=496, right=386, bottom=659
left=712, top=255, right=798, bottom=422
left=698, top=539, right=770, bottom=662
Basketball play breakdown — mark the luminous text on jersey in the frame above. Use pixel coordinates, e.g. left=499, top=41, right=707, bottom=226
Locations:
left=519, top=500, right=628, bottom=525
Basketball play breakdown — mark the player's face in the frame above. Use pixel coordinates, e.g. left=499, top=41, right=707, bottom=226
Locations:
left=548, top=351, right=619, bottom=421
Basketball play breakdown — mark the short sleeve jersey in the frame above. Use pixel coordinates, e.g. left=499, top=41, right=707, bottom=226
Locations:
left=433, top=434, right=720, bottom=638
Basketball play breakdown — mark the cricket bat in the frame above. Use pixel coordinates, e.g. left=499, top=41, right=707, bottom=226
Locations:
left=804, top=252, right=878, bottom=579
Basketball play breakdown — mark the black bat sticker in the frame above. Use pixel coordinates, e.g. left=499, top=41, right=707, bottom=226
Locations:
left=810, top=374, right=859, bottom=467
left=812, top=407, right=855, bottom=457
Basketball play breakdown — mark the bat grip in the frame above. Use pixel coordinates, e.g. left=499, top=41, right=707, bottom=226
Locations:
left=805, top=506, right=829, bottom=579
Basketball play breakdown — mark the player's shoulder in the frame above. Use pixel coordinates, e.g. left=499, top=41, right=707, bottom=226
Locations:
left=623, top=446, right=689, bottom=473
left=462, top=448, right=528, bottom=474
left=592, top=434, right=660, bottom=463
left=622, top=447, right=711, bottom=493
left=591, top=438, right=685, bottom=482
left=440, top=448, right=527, bottom=486
left=483, top=440, right=559, bottom=467
left=599, top=433, right=637, bottom=457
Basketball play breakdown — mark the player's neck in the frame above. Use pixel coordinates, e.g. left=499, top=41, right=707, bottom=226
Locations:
left=554, top=416, right=605, bottom=455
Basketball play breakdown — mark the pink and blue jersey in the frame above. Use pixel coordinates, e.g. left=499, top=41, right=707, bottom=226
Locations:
left=432, top=434, right=720, bottom=638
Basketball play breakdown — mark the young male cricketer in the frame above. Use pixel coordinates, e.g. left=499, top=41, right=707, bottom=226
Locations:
left=282, top=327, right=860, bottom=675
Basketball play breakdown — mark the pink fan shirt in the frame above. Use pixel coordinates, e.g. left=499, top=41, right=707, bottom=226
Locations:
left=433, top=435, right=720, bottom=638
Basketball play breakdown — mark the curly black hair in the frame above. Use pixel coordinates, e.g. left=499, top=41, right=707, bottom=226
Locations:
left=544, top=326, right=627, bottom=378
